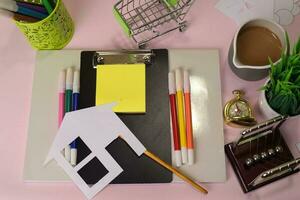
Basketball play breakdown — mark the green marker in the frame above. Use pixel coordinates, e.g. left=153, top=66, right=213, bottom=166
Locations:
left=42, top=0, right=53, bottom=14
left=65, top=67, right=73, bottom=113
left=64, top=67, right=73, bottom=162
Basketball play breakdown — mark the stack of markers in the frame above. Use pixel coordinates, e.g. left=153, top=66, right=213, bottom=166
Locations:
left=0, top=0, right=56, bottom=22
left=58, top=67, right=80, bottom=166
left=168, top=69, right=194, bottom=167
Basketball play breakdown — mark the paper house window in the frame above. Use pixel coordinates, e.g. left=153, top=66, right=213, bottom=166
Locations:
left=78, top=157, right=109, bottom=186
left=61, top=137, right=109, bottom=185
left=71, top=137, right=92, bottom=167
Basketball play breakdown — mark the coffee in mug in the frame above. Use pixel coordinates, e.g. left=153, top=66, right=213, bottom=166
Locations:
left=236, top=26, right=282, bottom=66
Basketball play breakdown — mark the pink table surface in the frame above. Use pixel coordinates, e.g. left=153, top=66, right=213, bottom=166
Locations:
left=0, top=0, right=300, bottom=200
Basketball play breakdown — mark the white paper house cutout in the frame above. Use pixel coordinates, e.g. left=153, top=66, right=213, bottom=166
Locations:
left=44, top=103, right=146, bottom=199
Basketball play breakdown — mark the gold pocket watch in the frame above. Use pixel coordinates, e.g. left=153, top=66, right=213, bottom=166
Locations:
left=224, top=90, right=257, bottom=127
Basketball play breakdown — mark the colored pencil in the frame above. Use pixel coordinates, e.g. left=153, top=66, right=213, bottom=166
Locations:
left=16, top=1, right=48, bottom=15
left=0, top=0, right=47, bottom=19
left=41, top=0, right=53, bottom=14
left=13, top=12, right=39, bottom=22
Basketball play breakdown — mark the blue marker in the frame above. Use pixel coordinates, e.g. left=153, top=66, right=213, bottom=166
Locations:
left=0, top=0, right=47, bottom=20
left=17, top=2, right=48, bottom=15
left=70, top=70, right=80, bottom=166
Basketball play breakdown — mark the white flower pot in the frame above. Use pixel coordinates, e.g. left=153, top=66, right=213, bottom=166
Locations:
left=258, top=79, right=280, bottom=119
left=259, top=77, right=300, bottom=119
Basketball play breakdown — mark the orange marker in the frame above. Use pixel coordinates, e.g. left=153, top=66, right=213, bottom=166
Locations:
left=183, top=70, right=194, bottom=165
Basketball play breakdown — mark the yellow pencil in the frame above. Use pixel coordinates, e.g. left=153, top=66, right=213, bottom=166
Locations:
left=144, top=150, right=208, bottom=194
left=118, top=137, right=208, bottom=194
left=175, top=69, right=188, bottom=164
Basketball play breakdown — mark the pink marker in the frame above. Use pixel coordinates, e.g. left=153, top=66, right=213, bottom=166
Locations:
left=58, top=70, right=65, bottom=127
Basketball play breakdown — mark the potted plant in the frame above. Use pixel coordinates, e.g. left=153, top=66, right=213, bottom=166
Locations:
left=259, top=34, right=300, bottom=118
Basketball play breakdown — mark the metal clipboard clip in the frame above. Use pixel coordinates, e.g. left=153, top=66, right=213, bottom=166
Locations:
left=92, top=50, right=154, bottom=68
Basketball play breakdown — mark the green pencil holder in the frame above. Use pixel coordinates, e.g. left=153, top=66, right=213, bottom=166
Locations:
left=15, top=0, right=74, bottom=50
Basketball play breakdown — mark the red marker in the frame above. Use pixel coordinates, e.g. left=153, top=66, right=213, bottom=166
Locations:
left=168, top=72, right=182, bottom=167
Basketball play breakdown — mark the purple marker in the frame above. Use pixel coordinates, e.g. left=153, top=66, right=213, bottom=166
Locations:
left=16, top=1, right=48, bottom=15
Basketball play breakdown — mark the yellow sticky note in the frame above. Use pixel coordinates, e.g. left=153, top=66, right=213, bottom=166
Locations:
left=96, top=64, right=146, bottom=113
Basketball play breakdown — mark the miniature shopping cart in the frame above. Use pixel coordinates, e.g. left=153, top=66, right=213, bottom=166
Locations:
left=113, top=0, right=194, bottom=48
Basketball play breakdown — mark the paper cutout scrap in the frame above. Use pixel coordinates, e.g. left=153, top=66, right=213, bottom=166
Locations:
left=215, top=0, right=274, bottom=25
left=274, top=0, right=300, bottom=25
left=215, top=0, right=300, bottom=25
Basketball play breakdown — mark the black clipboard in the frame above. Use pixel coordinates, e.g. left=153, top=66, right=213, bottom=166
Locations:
left=78, top=49, right=172, bottom=184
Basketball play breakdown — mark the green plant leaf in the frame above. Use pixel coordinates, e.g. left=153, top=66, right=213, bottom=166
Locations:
left=281, top=52, right=288, bottom=72
left=275, top=81, right=281, bottom=95
left=284, top=68, right=293, bottom=82
left=293, top=36, right=300, bottom=54
left=270, top=93, right=285, bottom=109
left=291, top=55, right=300, bottom=64
left=285, top=31, right=290, bottom=57
left=263, top=32, right=300, bottom=116
left=284, top=97, right=292, bottom=114
left=295, top=76, right=300, bottom=85
left=297, top=90, right=300, bottom=103
left=290, top=95, right=298, bottom=115
left=268, top=92, right=273, bottom=102
left=269, top=58, right=278, bottom=78
left=279, top=96, right=290, bottom=115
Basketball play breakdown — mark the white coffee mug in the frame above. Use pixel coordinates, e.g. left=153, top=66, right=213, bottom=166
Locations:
left=233, top=18, right=286, bottom=70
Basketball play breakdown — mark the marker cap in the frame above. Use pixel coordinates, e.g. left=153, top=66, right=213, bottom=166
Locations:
left=66, top=67, right=73, bottom=90
left=188, top=149, right=194, bottom=165
left=73, top=70, right=80, bottom=93
left=168, top=72, right=176, bottom=94
left=64, top=145, right=71, bottom=162
left=181, top=147, right=188, bottom=164
left=175, top=69, right=183, bottom=91
left=58, top=70, right=66, bottom=92
left=183, top=70, right=190, bottom=92
left=70, top=149, right=77, bottom=166
left=175, top=150, right=182, bottom=167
